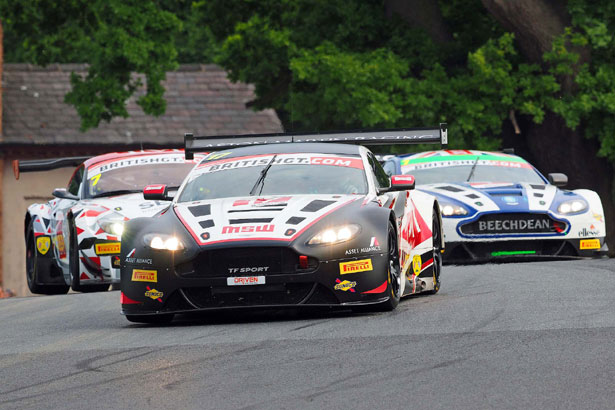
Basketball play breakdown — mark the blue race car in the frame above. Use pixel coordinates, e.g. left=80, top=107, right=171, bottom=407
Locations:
left=382, top=150, right=608, bottom=262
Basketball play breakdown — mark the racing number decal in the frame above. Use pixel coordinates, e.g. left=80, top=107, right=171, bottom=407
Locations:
left=89, top=174, right=101, bottom=186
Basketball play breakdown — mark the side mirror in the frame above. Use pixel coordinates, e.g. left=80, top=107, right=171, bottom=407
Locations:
left=52, top=188, right=78, bottom=201
left=143, top=184, right=171, bottom=201
left=548, top=173, right=568, bottom=187
left=379, top=175, right=415, bottom=194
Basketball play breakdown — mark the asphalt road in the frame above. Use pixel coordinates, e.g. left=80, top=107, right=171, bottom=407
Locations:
left=1, top=259, right=614, bottom=410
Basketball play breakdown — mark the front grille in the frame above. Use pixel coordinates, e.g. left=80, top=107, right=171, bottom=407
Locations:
left=182, top=283, right=316, bottom=308
left=459, top=213, right=566, bottom=236
left=177, top=247, right=317, bottom=277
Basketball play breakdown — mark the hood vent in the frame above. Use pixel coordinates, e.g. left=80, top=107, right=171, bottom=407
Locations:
left=228, top=218, right=274, bottom=224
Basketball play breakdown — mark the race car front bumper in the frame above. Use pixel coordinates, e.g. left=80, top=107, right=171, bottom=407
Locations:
left=443, top=236, right=608, bottom=264
left=120, top=251, right=392, bottom=316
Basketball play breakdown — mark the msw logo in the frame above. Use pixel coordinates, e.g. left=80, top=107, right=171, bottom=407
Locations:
left=222, top=225, right=275, bottom=234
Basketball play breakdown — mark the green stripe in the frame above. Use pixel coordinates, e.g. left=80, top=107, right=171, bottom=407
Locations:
left=401, top=154, right=528, bottom=166
left=491, top=250, right=537, bottom=257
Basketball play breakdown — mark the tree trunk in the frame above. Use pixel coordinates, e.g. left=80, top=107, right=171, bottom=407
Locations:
left=485, top=0, right=615, bottom=252
left=384, top=0, right=452, bottom=44
left=480, top=0, right=570, bottom=63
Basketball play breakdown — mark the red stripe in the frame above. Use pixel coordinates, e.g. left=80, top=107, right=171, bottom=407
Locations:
left=120, top=292, right=141, bottom=305
left=421, top=258, right=434, bottom=271
left=362, top=281, right=387, bottom=294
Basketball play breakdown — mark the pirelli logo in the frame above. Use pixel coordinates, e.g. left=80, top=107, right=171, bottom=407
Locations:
left=339, top=259, right=373, bottom=275
left=580, top=239, right=600, bottom=250
left=131, top=269, right=157, bottom=283
left=94, top=242, right=121, bottom=255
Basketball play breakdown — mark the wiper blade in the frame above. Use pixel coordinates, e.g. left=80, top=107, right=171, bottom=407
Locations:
left=466, top=156, right=480, bottom=182
left=91, top=189, right=142, bottom=198
left=249, top=155, right=277, bottom=196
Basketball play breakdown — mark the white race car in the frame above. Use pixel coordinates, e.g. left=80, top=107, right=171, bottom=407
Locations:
left=382, top=149, right=607, bottom=262
left=17, top=150, right=202, bottom=294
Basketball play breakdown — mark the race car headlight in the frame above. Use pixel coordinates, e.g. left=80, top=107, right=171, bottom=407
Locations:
left=557, top=199, right=588, bottom=214
left=143, top=234, right=184, bottom=251
left=99, top=213, right=125, bottom=236
left=307, top=224, right=361, bottom=246
left=439, top=202, right=468, bottom=217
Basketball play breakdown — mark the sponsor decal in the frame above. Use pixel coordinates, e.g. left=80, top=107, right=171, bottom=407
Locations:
left=334, top=279, right=357, bottom=292
left=145, top=286, right=163, bottom=302
left=412, top=255, right=422, bottom=275
left=345, top=238, right=381, bottom=256
left=127, top=248, right=136, bottom=258
left=339, top=259, right=373, bottom=274
left=227, top=276, right=266, bottom=285
left=479, top=219, right=549, bottom=231
left=36, top=236, right=51, bottom=255
left=580, top=239, right=601, bottom=250
left=593, top=213, right=604, bottom=222
left=460, top=214, right=566, bottom=236
left=221, top=224, right=275, bottom=234
left=579, top=227, right=600, bottom=237
left=55, top=234, right=67, bottom=259
left=125, top=257, right=153, bottom=265
left=205, top=152, right=231, bottom=161
left=228, top=266, right=270, bottom=274
left=112, top=256, right=121, bottom=268
left=131, top=269, right=157, bottom=283
left=95, top=242, right=121, bottom=255
left=194, top=154, right=364, bottom=175
left=89, top=155, right=186, bottom=175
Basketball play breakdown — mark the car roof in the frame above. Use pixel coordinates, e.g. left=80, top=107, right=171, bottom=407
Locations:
left=198, top=143, right=363, bottom=161
left=397, top=149, right=527, bottom=163
left=83, top=149, right=188, bottom=168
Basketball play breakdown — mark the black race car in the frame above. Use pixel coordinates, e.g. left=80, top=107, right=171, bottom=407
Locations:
left=120, top=127, right=447, bottom=323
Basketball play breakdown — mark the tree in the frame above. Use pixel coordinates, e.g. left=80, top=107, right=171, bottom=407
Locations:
left=0, top=0, right=181, bottom=130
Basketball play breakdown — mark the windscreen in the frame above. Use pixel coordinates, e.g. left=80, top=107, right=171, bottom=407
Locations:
left=401, top=154, right=545, bottom=185
left=178, top=153, right=367, bottom=202
left=85, top=154, right=197, bottom=198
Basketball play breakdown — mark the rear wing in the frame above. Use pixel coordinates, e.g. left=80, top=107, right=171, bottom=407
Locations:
left=13, top=156, right=90, bottom=180
left=184, top=123, right=447, bottom=160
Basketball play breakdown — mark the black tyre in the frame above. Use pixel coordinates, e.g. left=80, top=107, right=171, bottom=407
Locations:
left=69, top=220, right=109, bottom=293
left=428, top=209, right=442, bottom=294
left=25, top=219, right=69, bottom=295
left=126, top=314, right=175, bottom=324
left=372, top=221, right=401, bottom=312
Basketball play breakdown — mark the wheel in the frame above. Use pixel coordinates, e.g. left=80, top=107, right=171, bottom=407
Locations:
left=428, top=209, right=442, bottom=294
left=126, top=314, right=174, bottom=324
left=371, top=221, right=401, bottom=312
left=25, top=219, right=69, bottom=295
left=69, top=220, right=109, bottom=293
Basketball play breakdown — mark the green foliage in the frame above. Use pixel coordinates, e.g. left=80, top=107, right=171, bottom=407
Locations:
left=1, top=0, right=181, bottom=130
left=3, top=0, right=615, bottom=166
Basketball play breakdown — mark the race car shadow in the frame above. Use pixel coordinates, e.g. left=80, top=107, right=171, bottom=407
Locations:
left=126, top=307, right=364, bottom=328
